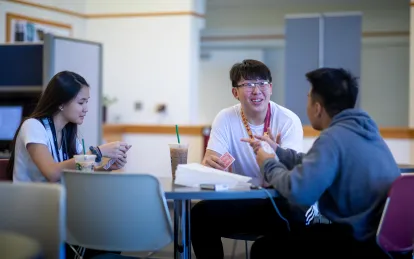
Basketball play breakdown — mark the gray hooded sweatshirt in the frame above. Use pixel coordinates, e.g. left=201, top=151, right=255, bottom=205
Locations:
left=261, top=109, right=400, bottom=241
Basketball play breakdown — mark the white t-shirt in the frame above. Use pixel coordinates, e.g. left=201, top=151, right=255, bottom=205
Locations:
left=13, top=118, right=82, bottom=183
left=207, top=101, right=303, bottom=185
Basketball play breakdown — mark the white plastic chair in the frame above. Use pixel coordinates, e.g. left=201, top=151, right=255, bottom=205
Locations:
left=62, top=170, right=174, bottom=257
left=0, top=182, right=66, bottom=259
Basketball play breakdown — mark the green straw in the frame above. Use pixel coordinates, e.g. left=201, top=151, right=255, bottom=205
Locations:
left=175, top=125, right=181, bottom=144
left=82, top=139, right=86, bottom=155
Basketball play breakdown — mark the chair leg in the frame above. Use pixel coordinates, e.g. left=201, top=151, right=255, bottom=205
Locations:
left=69, top=245, right=85, bottom=259
left=245, top=240, right=249, bottom=259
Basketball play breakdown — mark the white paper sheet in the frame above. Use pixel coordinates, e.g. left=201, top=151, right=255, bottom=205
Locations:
left=174, top=163, right=252, bottom=189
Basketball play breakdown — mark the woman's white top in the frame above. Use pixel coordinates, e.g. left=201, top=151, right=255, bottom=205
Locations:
left=13, top=118, right=82, bottom=182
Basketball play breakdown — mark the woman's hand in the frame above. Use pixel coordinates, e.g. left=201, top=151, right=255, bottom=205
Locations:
left=107, top=156, right=128, bottom=171
left=98, top=141, right=130, bottom=159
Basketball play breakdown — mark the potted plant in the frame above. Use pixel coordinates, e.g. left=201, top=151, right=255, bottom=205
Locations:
left=102, top=95, right=117, bottom=123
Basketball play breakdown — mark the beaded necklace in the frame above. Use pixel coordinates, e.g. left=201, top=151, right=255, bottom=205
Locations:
left=240, top=103, right=271, bottom=139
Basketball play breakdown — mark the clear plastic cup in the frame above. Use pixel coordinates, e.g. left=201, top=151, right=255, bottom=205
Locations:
left=74, top=155, right=96, bottom=172
left=169, top=143, right=188, bottom=180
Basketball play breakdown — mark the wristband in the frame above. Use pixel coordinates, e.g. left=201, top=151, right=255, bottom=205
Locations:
left=96, top=146, right=103, bottom=157
left=89, top=146, right=102, bottom=163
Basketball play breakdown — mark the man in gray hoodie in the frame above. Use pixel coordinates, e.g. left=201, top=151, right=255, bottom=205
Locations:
left=244, top=68, right=403, bottom=258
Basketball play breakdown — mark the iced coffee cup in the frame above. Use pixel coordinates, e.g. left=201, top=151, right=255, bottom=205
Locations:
left=74, top=155, right=96, bottom=172
left=169, top=143, right=188, bottom=181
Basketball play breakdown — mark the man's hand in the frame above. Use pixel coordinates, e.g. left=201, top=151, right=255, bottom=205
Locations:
left=241, top=128, right=281, bottom=152
left=240, top=138, right=276, bottom=167
left=240, top=137, right=262, bottom=152
left=255, top=147, right=276, bottom=168
left=241, top=128, right=279, bottom=168
left=253, top=127, right=281, bottom=151
left=202, top=149, right=227, bottom=171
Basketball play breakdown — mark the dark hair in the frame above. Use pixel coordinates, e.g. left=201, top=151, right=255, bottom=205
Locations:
left=6, top=71, right=89, bottom=179
left=229, top=59, right=272, bottom=88
left=306, top=68, right=358, bottom=118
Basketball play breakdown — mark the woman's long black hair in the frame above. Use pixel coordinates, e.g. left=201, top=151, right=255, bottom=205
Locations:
left=6, top=71, right=89, bottom=179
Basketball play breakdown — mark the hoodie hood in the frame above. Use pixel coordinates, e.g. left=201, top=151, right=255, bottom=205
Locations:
left=329, top=109, right=379, bottom=140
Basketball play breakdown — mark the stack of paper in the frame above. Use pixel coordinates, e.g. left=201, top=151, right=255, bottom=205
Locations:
left=174, top=163, right=252, bottom=189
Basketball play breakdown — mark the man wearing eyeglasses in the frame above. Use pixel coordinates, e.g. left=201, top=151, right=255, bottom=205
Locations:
left=191, top=59, right=313, bottom=259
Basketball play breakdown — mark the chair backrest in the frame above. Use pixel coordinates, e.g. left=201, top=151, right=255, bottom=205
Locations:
left=377, top=174, right=414, bottom=253
left=0, top=182, right=65, bottom=259
left=62, top=171, right=174, bottom=252
left=0, top=231, right=44, bottom=259
left=0, top=159, right=11, bottom=181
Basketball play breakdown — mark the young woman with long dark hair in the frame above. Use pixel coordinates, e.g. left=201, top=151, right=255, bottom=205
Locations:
left=7, top=71, right=128, bottom=258
left=6, top=70, right=130, bottom=182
